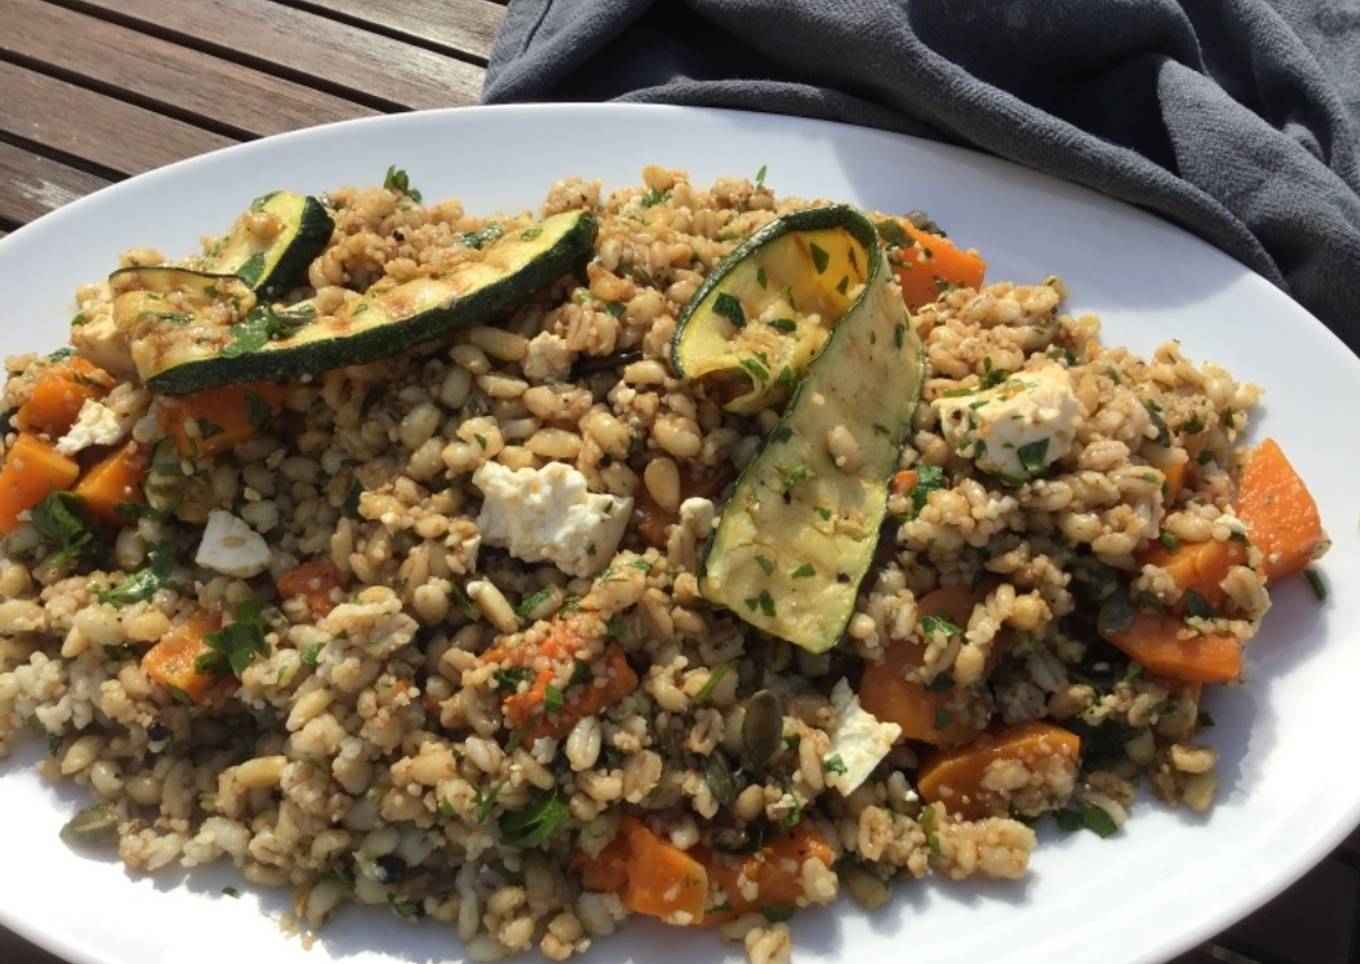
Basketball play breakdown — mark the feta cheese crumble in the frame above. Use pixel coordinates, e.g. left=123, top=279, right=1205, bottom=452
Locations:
left=195, top=509, right=272, bottom=578
left=933, top=363, right=1079, bottom=481
left=473, top=461, right=631, bottom=577
left=56, top=398, right=128, bottom=455
left=824, top=678, right=901, bottom=796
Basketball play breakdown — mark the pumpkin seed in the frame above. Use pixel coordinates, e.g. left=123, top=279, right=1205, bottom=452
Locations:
left=742, top=689, right=783, bottom=768
left=60, top=803, right=117, bottom=848
left=703, top=750, right=737, bottom=810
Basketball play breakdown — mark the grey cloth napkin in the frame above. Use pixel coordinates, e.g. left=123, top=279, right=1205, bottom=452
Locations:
left=483, top=0, right=1360, bottom=352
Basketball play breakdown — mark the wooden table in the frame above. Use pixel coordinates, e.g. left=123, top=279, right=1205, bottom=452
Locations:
left=0, top=2, right=1355, bottom=961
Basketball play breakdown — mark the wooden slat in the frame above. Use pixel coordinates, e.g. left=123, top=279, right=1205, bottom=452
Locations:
left=56, top=0, right=485, bottom=110
left=0, top=60, right=235, bottom=177
left=0, top=140, right=113, bottom=226
left=284, top=0, right=503, bottom=63
left=2, top=0, right=377, bottom=139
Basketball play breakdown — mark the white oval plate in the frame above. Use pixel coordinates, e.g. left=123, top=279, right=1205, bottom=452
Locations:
left=1, top=104, right=1357, bottom=964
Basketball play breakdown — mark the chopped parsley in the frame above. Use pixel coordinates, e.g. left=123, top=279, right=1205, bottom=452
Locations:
left=494, top=667, right=534, bottom=692
left=605, top=616, right=625, bottom=639
left=382, top=165, right=422, bottom=202
left=32, top=491, right=101, bottom=568
left=300, top=642, right=325, bottom=667
left=1055, top=802, right=1119, bottom=838
left=791, top=563, right=816, bottom=579
left=1304, top=567, right=1327, bottom=602
left=775, top=366, right=798, bottom=389
left=824, top=754, right=847, bottom=775
left=755, top=555, right=775, bottom=574
left=462, top=223, right=503, bottom=249
left=1016, top=438, right=1049, bottom=477
left=694, top=664, right=729, bottom=704
left=475, top=781, right=505, bottom=823
left=195, top=598, right=271, bottom=678
left=836, top=275, right=849, bottom=295
left=515, top=588, right=552, bottom=618
left=1183, top=589, right=1218, bottom=620
left=1159, top=531, right=1180, bottom=553
left=755, top=164, right=768, bottom=188
left=544, top=684, right=564, bottom=713
left=908, top=464, right=947, bottom=517
left=766, top=317, right=797, bottom=333
left=70, top=311, right=87, bottom=327
left=499, top=787, right=568, bottom=847
left=921, top=611, right=962, bottom=637
left=756, top=589, right=775, bottom=618
left=1183, top=415, right=1205, bottom=434
left=762, top=903, right=794, bottom=923
left=94, top=541, right=177, bottom=607
left=756, top=266, right=768, bottom=288
left=713, top=292, right=746, bottom=329
left=739, top=356, right=770, bottom=384
left=640, top=187, right=669, bottom=208
left=776, top=463, right=812, bottom=494
left=221, top=304, right=303, bottom=358
left=222, top=886, right=241, bottom=898
left=815, top=506, right=832, bottom=521
left=521, top=227, right=542, bottom=240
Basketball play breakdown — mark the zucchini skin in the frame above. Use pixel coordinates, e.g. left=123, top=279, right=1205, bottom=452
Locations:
left=695, top=205, right=925, bottom=652
left=144, top=211, right=598, bottom=394
left=256, top=195, right=334, bottom=300
left=671, top=203, right=874, bottom=382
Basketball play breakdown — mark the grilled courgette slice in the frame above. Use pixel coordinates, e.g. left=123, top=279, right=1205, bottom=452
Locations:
left=672, top=205, right=874, bottom=415
left=698, top=207, right=925, bottom=652
left=123, top=209, right=597, bottom=394
left=203, top=191, right=334, bottom=299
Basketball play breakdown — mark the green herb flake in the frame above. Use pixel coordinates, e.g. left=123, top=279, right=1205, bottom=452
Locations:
left=32, top=491, right=100, bottom=568
left=605, top=301, right=625, bottom=318
left=933, top=706, right=952, bottom=731
left=1159, top=531, right=1180, bottom=553
left=1183, top=589, right=1218, bottom=620
left=824, top=754, right=848, bottom=776
left=815, top=506, right=832, bottom=521
left=300, top=642, right=324, bottom=667
left=809, top=243, right=830, bottom=274
left=1197, top=710, right=1216, bottom=729
left=494, top=667, right=534, bottom=693
left=790, top=563, right=816, bottom=579
left=640, top=187, right=669, bottom=208
left=714, top=292, right=746, bottom=330
left=755, top=164, right=768, bottom=188
left=195, top=598, right=271, bottom=678
left=755, top=555, right=775, bottom=575
left=462, top=223, right=504, bottom=250
left=770, top=426, right=794, bottom=444
left=499, top=787, right=568, bottom=847
left=766, top=317, right=797, bottom=333
left=775, top=366, right=798, bottom=389
left=927, top=833, right=943, bottom=857
left=382, top=165, right=422, bottom=202
left=515, top=588, right=552, bottom=619
left=221, top=304, right=303, bottom=358
left=739, top=357, right=770, bottom=384
left=473, top=433, right=488, bottom=449
left=762, top=903, right=794, bottom=923
left=605, top=616, right=625, bottom=639
left=836, top=275, right=849, bottom=295
left=1304, top=567, right=1327, bottom=602
left=95, top=541, right=177, bottom=607
left=70, top=311, right=87, bottom=327
left=521, top=227, right=542, bottom=241
left=694, top=664, right=729, bottom=704
left=544, top=684, right=564, bottom=714
left=776, top=463, right=812, bottom=494
left=894, top=322, right=905, bottom=349
left=438, top=798, right=456, bottom=817
left=756, top=266, right=768, bottom=289
left=1017, top=438, right=1050, bottom=477
left=756, top=589, right=776, bottom=618
left=922, top=611, right=962, bottom=638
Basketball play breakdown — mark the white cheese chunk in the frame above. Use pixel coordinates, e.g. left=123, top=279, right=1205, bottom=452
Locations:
left=195, top=509, right=272, bottom=578
left=473, top=461, right=631, bottom=578
left=55, top=398, right=128, bottom=456
left=933, top=363, right=1079, bottom=481
left=824, top=678, right=901, bottom=796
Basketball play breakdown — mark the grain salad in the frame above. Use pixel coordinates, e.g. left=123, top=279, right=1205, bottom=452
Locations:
left=0, top=166, right=1330, bottom=963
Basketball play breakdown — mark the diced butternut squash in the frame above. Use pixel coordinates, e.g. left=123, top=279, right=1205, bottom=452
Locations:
left=577, top=818, right=708, bottom=924
left=0, top=433, right=81, bottom=533
left=526, top=645, right=637, bottom=740
left=890, top=221, right=987, bottom=310
left=701, top=823, right=834, bottom=921
left=276, top=559, right=349, bottom=617
left=140, top=610, right=223, bottom=703
left=72, top=440, right=150, bottom=525
left=159, top=382, right=289, bottom=459
left=16, top=357, right=114, bottom=436
left=1102, top=610, right=1241, bottom=684
left=1136, top=537, right=1246, bottom=609
left=1237, top=438, right=1325, bottom=580
left=917, top=721, right=1081, bottom=820
left=859, top=584, right=988, bottom=746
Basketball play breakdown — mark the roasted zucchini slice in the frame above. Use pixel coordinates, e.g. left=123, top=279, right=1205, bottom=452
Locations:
left=124, top=210, right=597, bottom=394
left=698, top=207, right=925, bottom=652
left=672, top=205, right=874, bottom=415
left=203, top=191, right=334, bottom=298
